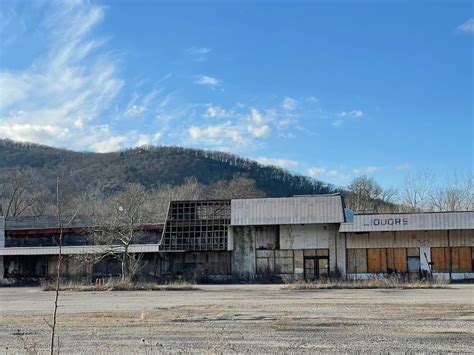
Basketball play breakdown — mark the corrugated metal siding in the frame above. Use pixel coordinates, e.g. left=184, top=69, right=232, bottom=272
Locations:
left=231, top=194, right=344, bottom=226
left=5, top=215, right=91, bottom=230
left=346, top=230, right=474, bottom=249
left=0, top=244, right=161, bottom=256
left=339, top=211, right=474, bottom=232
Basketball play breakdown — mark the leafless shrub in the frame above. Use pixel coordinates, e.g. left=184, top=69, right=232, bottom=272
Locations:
left=282, top=276, right=449, bottom=290
left=42, top=279, right=197, bottom=292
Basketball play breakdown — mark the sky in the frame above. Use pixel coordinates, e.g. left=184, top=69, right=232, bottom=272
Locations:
left=0, top=0, right=472, bottom=189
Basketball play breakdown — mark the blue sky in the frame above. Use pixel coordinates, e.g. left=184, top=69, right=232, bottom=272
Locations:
left=0, top=0, right=472, bottom=188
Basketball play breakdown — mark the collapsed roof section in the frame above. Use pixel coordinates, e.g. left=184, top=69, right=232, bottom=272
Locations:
left=159, top=200, right=231, bottom=251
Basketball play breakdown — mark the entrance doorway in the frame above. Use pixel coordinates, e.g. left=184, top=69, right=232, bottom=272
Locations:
left=304, top=256, right=329, bottom=281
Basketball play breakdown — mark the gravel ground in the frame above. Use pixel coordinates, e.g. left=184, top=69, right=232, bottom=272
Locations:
left=1, top=284, right=473, bottom=353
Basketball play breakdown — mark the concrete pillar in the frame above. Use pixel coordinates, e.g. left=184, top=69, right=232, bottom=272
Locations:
left=335, top=231, right=346, bottom=276
left=231, top=226, right=256, bottom=280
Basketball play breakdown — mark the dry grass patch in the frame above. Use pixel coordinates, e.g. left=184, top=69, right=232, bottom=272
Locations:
left=282, top=277, right=449, bottom=290
left=42, top=279, right=198, bottom=292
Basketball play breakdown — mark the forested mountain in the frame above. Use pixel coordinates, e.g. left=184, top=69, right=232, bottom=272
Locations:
left=0, top=139, right=337, bottom=200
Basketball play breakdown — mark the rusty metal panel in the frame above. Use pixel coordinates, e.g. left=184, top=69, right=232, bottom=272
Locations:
left=451, top=247, right=472, bottom=272
left=431, top=247, right=450, bottom=272
left=387, top=248, right=407, bottom=272
left=340, top=211, right=474, bottom=232
left=367, top=248, right=387, bottom=273
left=231, top=194, right=345, bottom=226
left=347, top=249, right=367, bottom=273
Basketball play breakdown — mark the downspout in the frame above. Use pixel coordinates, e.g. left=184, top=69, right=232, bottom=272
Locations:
left=447, top=230, right=451, bottom=281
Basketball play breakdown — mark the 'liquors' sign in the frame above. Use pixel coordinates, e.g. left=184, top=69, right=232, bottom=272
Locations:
left=363, top=217, right=409, bottom=227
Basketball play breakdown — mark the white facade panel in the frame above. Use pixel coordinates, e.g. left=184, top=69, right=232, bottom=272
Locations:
left=340, top=211, right=474, bottom=232
left=231, top=194, right=344, bottom=226
left=279, top=225, right=330, bottom=249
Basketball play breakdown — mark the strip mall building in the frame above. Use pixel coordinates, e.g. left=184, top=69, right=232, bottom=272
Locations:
left=1, top=194, right=473, bottom=283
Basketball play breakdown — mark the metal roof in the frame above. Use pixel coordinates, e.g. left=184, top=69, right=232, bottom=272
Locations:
left=339, top=211, right=474, bottom=232
left=231, top=194, right=345, bottom=226
left=5, top=215, right=91, bottom=230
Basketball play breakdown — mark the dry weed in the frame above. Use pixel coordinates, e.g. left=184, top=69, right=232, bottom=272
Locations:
left=282, top=276, right=449, bottom=290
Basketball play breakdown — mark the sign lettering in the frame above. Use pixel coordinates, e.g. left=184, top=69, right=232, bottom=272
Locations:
left=363, top=217, right=409, bottom=227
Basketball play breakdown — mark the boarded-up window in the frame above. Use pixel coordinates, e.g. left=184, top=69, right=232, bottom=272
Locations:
left=387, top=248, right=407, bottom=273
left=367, top=248, right=387, bottom=273
left=347, top=249, right=367, bottom=273
left=431, top=247, right=450, bottom=272
left=451, top=247, right=472, bottom=273
left=293, top=250, right=304, bottom=274
left=274, top=250, right=293, bottom=274
left=407, top=248, right=420, bottom=257
left=256, top=250, right=274, bottom=275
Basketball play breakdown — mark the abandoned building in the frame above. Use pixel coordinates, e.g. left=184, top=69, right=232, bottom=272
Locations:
left=1, top=193, right=473, bottom=283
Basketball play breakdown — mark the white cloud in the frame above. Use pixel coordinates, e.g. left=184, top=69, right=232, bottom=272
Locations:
left=91, top=135, right=128, bottom=153
left=307, top=167, right=326, bottom=177
left=187, top=46, right=212, bottom=61
left=338, top=110, right=364, bottom=118
left=188, top=123, right=246, bottom=146
left=248, top=107, right=264, bottom=123
left=333, top=109, right=364, bottom=127
left=458, top=19, right=474, bottom=33
left=257, top=157, right=299, bottom=169
left=282, top=96, right=298, bottom=111
left=195, top=74, right=220, bottom=86
left=0, top=0, right=124, bottom=150
left=202, top=104, right=228, bottom=119
left=124, top=89, right=159, bottom=118
left=248, top=124, right=271, bottom=137
left=353, top=166, right=381, bottom=175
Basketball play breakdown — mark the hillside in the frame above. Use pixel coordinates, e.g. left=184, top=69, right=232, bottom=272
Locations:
left=0, top=139, right=337, bottom=199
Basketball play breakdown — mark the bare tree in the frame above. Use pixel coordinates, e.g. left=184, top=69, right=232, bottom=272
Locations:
left=1, top=168, right=49, bottom=217
left=429, top=171, right=473, bottom=211
left=345, top=175, right=397, bottom=212
left=47, top=177, right=79, bottom=355
left=210, top=176, right=265, bottom=199
left=399, top=170, right=435, bottom=212
left=93, top=184, right=152, bottom=282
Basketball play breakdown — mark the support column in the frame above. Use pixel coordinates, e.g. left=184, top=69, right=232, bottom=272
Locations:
left=0, top=216, right=5, bottom=279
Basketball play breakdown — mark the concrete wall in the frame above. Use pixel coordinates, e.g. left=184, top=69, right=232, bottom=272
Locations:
left=231, top=226, right=257, bottom=279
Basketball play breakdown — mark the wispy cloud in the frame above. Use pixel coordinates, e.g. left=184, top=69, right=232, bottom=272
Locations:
left=256, top=157, right=299, bottom=169
left=395, top=163, right=412, bottom=172
left=333, top=109, right=364, bottom=127
left=202, top=104, right=228, bottom=119
left=0, top=1, right=126, bottom=151
left=187, top=46, right=212, bottom=61
left=353, top=166, right=381, bottom=175
left=282, top=96, right=298, bottom=111
left=194, top=74, right=220, bottom=86
left=0, top=1, right=170, bottom=152
left=457, top=19, right=474, bottom=33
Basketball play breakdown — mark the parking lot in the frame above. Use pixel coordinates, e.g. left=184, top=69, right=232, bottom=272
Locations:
left=1, top=284, right=473, bottom=353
